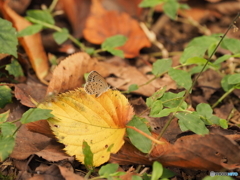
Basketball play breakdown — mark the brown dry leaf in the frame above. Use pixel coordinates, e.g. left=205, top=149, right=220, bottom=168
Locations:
left=83, top=0, right=151, bottom=58
left=58, top=0, right=91, bottom=38
left=11, top=125, right=51, bottom=160
left=31, top=165, right=65, bottom=180
left=46, top=52, right=108, bottom=95
left=14, top=79, right=47, bottom=107
left=58, top=166, right=85, bottom=180
left=214, top=103, right=234, bottom=120
left=105, top=63, right=156, bottom=96
left=11, top=124, right=70, bottom=162
left=179, top=7, right=222, bottom=22
left=0, top=0, right=49, bottom=84
left=102, top=0, right=143, bottom=18
left=197, top=69, right=222, bottom=100
left=111, top=132, right=240, bottom=170
left=152, top=133, right=240, bottom=170
left=26, top=120, right=55, bottom=139
left=7, top=0, right=31, bottom=14
left=207, top=1, right=240, bottom=15
left=119, top=166, right=138, bottom=180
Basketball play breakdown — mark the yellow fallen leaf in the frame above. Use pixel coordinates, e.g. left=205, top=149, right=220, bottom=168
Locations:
left=38, top=88, right=134, bottom=166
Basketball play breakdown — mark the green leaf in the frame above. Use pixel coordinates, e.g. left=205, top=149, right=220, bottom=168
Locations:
left=127, top=116, right=152, bottom=153
left=219, top=119, right=228, bottom=129
left=161, top=168, right=175, bottom=178
left=0, top=18, right=18, bottom=57
left=85, top=47, right=95, bottom=55
left=53, top=28, right=69, bottom=45
left=5, top=59, right=24, bottom=77
left=151, top=161, right=163, bottom=180
left=151, top=107, right=180, bottom=118
left=180, top=36, right=218, bottom=64
left=185, top=57, right=208, bottom=65
left=221, top=75, right=235, bottom=92
left=110, top=171, right=126, bottom=177
left=163, top=0, right=179, bottom=20
left=176, top=112, right=209, bottom=135
left=99, top=163, right=119, bottom=177
left=0, top=111, right=9, bottom=123
left=168, top=68, right=192, bottom=90
left=189, top=65, right=210, bottom=75
left=146, top=88, right=166, bottom=107
left=101, top=35, right=127, bottom=49
left=0, top=136, right=15, bottom=161
left=152, top=59, right=172, bottom=76
left=20, top=108, right=53, bottom=124
left=221, top=38, right=240, bottom=54
left=207, top=42, right=217, bottom=57
left=17, top=24, right=43, bottom=37
left=213, top=54, right=232, bottom=65
left=128, top=84, right=139, bottom=92
left=208, top=115, right=220, bottom=125
left=149, top=100, right=163, bottom=117
left=0, top=86, right=12, bottom=108
left=139, top=0, right=164, bottom=8
left=179, top=4, right=190, bottom=10
left=82, top=140, right=93, bottom=170
left=132, top=175, right=142, bottom=180
left=178, top=118, right=188, bottom=131
left=196, top=103, right=213, bottom=119
left=227, top=74, right=240, bottom=84
left=106, top=48, right=124, bottom=58
left=26, top=10, right=55, bottom=25
left=142, top=173, right=151, bottom=180
left=0, top=123, right=17, bottom=136
left=161, top=91, right=186, bottom=109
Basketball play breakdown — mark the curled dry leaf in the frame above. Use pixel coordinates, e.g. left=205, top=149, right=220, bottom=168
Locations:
left=83, top=0, right=151, bottom=58
left=46, top=52, right=108, bottom=95
left=111, top=132, right=240, bottom=170
left=0, top=0, right=49, bottom=84
left=38, top=88, right=134, bottom=166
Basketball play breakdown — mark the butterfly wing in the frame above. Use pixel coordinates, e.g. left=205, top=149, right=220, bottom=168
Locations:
left=84, top=71, right=109, bottom=97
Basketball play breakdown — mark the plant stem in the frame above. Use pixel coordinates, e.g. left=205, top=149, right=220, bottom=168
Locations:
left=148, top=13, right=240, bottom=154
left=27, top=17, right=86, bottom=50
left=48, top=0, right=59, bottom=13
left=211, top=87, right=235, bottom=108
left=85, top=169, right=93, bottom=179
left=126, top=126, right=165, bottom=145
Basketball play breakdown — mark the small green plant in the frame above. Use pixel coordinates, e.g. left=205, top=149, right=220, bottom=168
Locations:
left=17, top=1, right=127, bottom=58
left=125, top=14, right=240, bottom=154
left=0, top=107, right=53, bottom=161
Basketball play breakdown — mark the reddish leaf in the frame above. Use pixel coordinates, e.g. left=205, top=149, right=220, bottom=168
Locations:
left=111, top=131, right=240, bottom=170
left=83, top=0, right=151, bottom=58
left=58, top=0, right=91, bottom=38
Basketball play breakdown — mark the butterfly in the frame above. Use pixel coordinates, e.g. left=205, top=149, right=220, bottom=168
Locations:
left=84, top=71, right=110, bottom=97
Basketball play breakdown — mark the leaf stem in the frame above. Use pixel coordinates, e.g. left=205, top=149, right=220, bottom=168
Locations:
left=126, top=126, right=165, bottom=145
left=48, top=0, right=59, bottom=13
left=211, top=86, right=235, bottom=108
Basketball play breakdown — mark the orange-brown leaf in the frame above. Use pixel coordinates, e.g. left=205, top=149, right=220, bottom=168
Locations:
left=46, top=52, right=108, bottom=95
left=0, top=0, right=49, bottom=84
left=83, top=0, right=151, bottom=58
